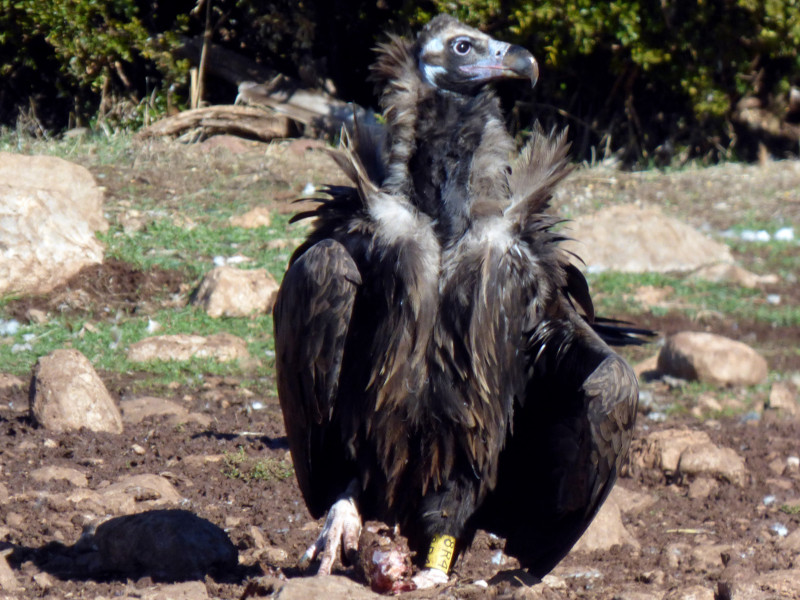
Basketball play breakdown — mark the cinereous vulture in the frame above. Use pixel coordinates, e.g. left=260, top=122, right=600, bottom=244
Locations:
left=274, top=14, right=644, bottom=588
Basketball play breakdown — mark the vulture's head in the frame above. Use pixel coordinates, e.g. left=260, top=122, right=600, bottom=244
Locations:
left=416, top=15, right=538, bottom=95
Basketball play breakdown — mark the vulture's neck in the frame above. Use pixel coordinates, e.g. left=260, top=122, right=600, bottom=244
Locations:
left=375, top=40, right=513, bottom=245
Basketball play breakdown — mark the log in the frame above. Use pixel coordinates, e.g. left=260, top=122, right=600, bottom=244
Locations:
left=137, top=105, right=292, bottom=142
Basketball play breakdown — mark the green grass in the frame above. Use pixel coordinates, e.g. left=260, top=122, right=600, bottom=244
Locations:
left=100, top=216, right=297, bottom=281
left=587, top=270, right=800, bottom=327
left=0, top=300, right=275, bottom=382
left=222, top=446, right=294, bottom=481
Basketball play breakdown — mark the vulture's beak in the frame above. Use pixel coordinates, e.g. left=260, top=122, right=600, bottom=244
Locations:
left=461, top=40, right=539, bottom=88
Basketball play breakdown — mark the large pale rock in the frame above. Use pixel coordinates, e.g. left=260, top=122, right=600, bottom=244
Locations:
left=609, top=484, right=658, bottom=516
left=192, top=266, right=279, bottom=317
left=77, top=509, right=237, bottom=581
left=127, top=333, right=250, bottom=363
left=0, top=152, right=108, bottom=294
left=678, top=443, right=747, bottom=486
left=30, top=465, right=88, bottom=487
left=639, top=428, right=713, bottom=475
left=572, top=492, right=639, bottom=552
left=638, top=428, right=747, bottom=486
left=29, top=349, right=123, bottom=434
left=271, top=575, right=382, bottom=599
left=719, top=568, right=800, bottom=599
left=657, top=332, right=768, bottom=386
left=562, top=205, right=733, bottom=273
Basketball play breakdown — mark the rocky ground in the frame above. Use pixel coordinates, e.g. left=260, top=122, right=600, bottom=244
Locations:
left=1, top=136, right=799, bottom=599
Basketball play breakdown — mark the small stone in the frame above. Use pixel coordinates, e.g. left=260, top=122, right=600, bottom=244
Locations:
left=688, top=477, right=718, bottom=500
left=192, top=266, right=279, bottom=318
left=131, top=444, right=146, bottom=455
left=663, top=585, right=714, bottom=600
left=766, top=382, right=798, bottom=416
left=230, top=206, right=272, bottom=228
left=678, top=443, right=748, bottom=487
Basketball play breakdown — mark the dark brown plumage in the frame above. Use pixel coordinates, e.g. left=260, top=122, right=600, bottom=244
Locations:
left=274, top=15, right=641, bottom=584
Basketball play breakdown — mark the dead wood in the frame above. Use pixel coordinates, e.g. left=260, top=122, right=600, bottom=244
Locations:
left=137, top=105, right=292, bottom=142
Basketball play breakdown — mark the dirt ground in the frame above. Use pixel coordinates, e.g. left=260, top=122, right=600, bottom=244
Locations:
left=1, top=138, right=799, bottom=599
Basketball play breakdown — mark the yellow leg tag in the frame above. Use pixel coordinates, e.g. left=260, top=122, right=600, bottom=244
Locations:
left=424, top=534, right=456, bottom=573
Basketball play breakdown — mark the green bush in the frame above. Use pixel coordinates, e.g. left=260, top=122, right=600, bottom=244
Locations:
left=2, top=0, right=798, bottom=164
left=0, top=0, right=189, bottom=130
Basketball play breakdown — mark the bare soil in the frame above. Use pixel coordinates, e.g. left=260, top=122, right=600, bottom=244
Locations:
left=1, top=138, right=799, bottom=599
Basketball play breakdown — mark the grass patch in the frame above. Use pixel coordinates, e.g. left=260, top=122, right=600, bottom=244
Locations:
left=587, top=271, right=800, bottom=327
left=222, top=446, right=294, bottom=482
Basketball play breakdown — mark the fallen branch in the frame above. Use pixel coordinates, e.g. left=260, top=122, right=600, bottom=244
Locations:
left=137, top=105, right=292, bottom=142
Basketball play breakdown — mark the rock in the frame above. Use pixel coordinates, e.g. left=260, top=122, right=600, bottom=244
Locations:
left=778, top=526, right=800, bottom=552
left=121, top=396, right=188, bottom=424
left=719, top=569, right=800, bottom=599
left=687, top=477, right=718, bottom=500
left=766, top=381, right=798, bottom=416
left=127, top=333, right=250, bottom=363
left=678, top=443, right=748, bottom=487
left=663, top=585, right=715, bottom=600
left=78, top=509, right=237, bottom=581
left=562, top=205, right=733, bottom=273
left=689, top=263, right=778, bottom=288
left=271, top=575, right=382, bottom=599
left=639, top=428, right=713, bottom=476
left=608, top=484, right=658, bottom=516
left=137, top=581, right=210, bottom=600
left=0, top=552, right=22, bottom=592
left=29, top=349, right=123, bottom=434
left=572, top=492, right=639, bottom=552
left=30, top=465, right=89, bottom=487
left=230, top=206, right=273, bottom=228
left=662, top=543, right=692, bottom=570
left=192, top=266, right=279, bottom=317
left=0, top=152, right=107, bottom=295
left=101, top=473, right=183, bottom=506
left=613, top=589, right=665, bottom=600
left=688, top=544, right=730, bottom=573
left=657, top=332, right=768, bottom=386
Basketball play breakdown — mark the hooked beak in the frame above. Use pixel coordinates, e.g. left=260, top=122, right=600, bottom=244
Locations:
left=460, top=40, right=539, bottom=88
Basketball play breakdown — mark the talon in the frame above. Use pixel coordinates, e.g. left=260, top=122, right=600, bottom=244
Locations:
left=300, top=490, right=362, bottom=575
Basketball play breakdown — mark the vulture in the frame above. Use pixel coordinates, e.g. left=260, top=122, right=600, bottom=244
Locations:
left=274, top=15, right=643, bottom=588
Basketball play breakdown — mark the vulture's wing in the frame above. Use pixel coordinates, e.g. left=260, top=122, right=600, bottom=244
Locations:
left=475, top=315, right=639, bottom=577
left=274, top=238, right=361, bottom=518
left=468, top=127, right=639, bottom=576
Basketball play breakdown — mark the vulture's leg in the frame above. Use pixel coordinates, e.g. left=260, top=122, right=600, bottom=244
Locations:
left=300, top=480, right=362, bottom=575
left=473, top=317, right=639, bottom=577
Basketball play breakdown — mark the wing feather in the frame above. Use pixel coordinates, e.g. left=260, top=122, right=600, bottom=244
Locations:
left=274, top=238, right=361, bottom=517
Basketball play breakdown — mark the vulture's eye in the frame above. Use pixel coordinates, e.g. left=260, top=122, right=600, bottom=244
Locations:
left=453, top=39, right=472, bottom=55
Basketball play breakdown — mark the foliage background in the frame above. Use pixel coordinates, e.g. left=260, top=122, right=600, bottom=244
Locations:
left=1, top=0, right=799, bottom=164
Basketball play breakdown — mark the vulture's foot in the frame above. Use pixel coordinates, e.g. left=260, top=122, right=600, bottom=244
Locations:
left=411, top=567, right=450, bottom=589
left=300, top=492, right=362, bottom=575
